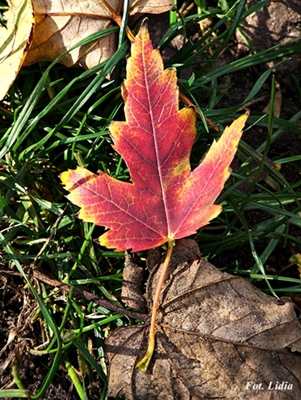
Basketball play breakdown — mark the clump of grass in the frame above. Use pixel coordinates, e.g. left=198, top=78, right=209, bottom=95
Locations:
left=1, top=0, right=301, bottom=398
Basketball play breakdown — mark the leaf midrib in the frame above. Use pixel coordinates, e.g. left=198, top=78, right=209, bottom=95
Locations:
left=142, top=44, right=170, bottom=238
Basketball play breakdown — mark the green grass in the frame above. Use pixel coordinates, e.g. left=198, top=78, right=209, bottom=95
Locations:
left=1, top=0, right=301, bottom=398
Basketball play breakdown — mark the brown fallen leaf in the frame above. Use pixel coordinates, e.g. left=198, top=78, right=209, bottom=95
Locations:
left=105, top=239, right=301, bottom=399
left=0, top=0, right=172, bottom=100
left=23, top=0, right=173, bottom=68
left=262, top=90, right=282, bottom=118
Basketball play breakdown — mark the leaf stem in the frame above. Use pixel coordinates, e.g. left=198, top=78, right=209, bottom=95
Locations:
left=136, top=237, right=174, bottom=372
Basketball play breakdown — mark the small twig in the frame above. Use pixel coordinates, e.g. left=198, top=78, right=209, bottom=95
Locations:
left=21, top=266, right=148, bottom=322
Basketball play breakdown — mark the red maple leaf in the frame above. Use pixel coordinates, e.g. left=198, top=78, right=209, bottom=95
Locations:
left=61, top=26, right=248, bottom=253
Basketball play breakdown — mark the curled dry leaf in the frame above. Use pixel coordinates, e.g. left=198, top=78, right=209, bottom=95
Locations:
left=105, top=239, right=301, bottom=399
left=23, top=0, right=173, bottom=69
left=0, top=0, right=34, bottom=100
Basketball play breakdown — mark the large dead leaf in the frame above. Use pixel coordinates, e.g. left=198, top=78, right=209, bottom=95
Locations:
left=105, top=239, right=301, bottom=399
left=23, top=0, right=173, bottom=68
left=0, top=0, right=34, bottom=100
left=0, top=0, right=172, bottom=100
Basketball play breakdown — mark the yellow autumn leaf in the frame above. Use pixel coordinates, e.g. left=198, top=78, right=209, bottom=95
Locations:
left=0, top=0, right=34, bottom=101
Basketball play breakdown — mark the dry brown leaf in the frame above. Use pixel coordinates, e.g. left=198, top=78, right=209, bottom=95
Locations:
left=127, top=0, right=173, bottom=14
left=0, top=0, right=172, bottom=100
left=105, top=239, right=301, bottom=399
left=0, top=0, right=34, bottom=100
left=262, top=90, right=282, bottom=118
left=23, top=0, right=173, bottom=69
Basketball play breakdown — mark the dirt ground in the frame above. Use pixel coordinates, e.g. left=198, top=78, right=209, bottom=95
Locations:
left=1, top=3, right=301, bottom=399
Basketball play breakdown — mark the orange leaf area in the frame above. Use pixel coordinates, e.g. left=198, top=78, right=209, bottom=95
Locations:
left=61, top=26, right=248, bottom=252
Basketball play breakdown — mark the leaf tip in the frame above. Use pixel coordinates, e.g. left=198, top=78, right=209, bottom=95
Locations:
left=140, top=17, right=149, bottom=29
left=238, top=110, right=250, bottom=126
left=60, top=169, right=74, bottom=190
left=60, top=170, right=69, bottom=185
